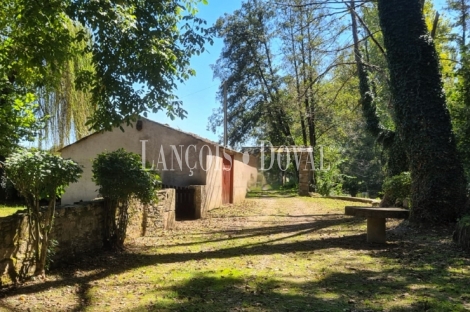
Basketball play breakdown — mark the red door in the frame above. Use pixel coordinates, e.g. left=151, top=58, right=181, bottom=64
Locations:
left=222, top=155, right=233, bottom=204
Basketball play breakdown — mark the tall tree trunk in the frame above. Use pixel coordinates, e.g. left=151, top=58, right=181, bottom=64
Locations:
left=288, top=13, right=308, bottom=146
left=33, top=208, right=43, bottom=276
left=299, top=11, right=314, bottom=147
left=378, top=0, right=467, bottom=223
left=349, top=1, right=380, bottom=138
left=306, top=17, right=316, bottom=149
left=461, top=0, right=467, bottom=47
left=348, top=1, right=408, bottom=178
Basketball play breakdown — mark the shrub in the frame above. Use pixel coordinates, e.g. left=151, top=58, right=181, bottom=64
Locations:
left=453, top=215, right=470, bottom=251
left=3, top=149, right=82, bottom=277
left=92, top=148, right=159, bottom=250
left=315, top=161, right=345, bottom=196
left=382, top=172, right=411, bottom=205
left=342, top=176, right=365, bottom=197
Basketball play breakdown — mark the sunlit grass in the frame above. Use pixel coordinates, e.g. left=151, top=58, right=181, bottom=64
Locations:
left=0, top=204, right=25, bottom=217
left=1, top=194, right=469, bottom=312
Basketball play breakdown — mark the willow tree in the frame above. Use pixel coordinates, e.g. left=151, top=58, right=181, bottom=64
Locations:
left=37, top=20, right=95, bottom=149
left=378, top=0, right=467, bottom=223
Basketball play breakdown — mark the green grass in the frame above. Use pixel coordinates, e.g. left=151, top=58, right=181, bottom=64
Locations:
left=246, top=189, right=298, bottom=198
left=0, top=204, right=25, bottom=217
left=0, top=194, right=469, bottom=311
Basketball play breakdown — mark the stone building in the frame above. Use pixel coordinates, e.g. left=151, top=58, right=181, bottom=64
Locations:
left=60, top=117, right=258, bottom=217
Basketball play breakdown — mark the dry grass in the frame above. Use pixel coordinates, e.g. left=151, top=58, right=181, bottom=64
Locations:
left=1, top=194, right=469, bottom=311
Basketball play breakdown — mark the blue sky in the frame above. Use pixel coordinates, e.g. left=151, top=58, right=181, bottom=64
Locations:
left=150, top=0, right=448, bottom=144
left=149, top=1, right=243, bottom=143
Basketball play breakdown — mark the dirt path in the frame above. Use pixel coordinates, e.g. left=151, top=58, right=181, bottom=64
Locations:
left=174, top=196, right=348, bottom=232
left=1, top=195, right=469, bottom=312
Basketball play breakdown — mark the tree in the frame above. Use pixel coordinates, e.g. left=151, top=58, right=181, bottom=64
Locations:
left=211, top=0, right=381, bottom=191
left=377, top=0, right=467, bottom=223
left=278, top=0, right=326, bottom=148
left=69, top=0, right=212, bottom=130
left=36, top=20, right=95, bottom=149
left=341, top=124, right=384, bottom=198
left=347, top=0, right=408, bottom=206
left=446, top=0, right=470, bottom=180
left=92, top=149, right=158, bottom=250
left=3, top=150, right=82, bottom=277
left=0, top=0, right=85, bottom=154
left=210, top=0, right=295, bottom=147
left=0, top=93, right=41, bottom=156
left=0, top=0, right=212, bottom=154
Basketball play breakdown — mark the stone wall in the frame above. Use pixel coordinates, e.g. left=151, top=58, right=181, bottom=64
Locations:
left=0, top=189, right=175, bottom=283
left=0, top=200, right=106, bottom=281
left=141, top=189, right=176, bottom=236
left=191, top=185, right=206, bottom=219
left=0, top=210, right=31, bottom=280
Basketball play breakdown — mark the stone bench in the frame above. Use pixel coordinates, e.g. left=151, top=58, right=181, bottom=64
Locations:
left=345, top=206, right=409, bottom=243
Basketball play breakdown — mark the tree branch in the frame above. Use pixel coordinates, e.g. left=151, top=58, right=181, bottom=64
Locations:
left=344, top=0, right=387, bottom=57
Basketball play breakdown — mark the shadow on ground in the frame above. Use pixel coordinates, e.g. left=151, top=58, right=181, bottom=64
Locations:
left=1, top=203, right=469, bottom=311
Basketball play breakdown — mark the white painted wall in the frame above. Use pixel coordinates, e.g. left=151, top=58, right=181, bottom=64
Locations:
left=61, top=118, right=258, bottom=210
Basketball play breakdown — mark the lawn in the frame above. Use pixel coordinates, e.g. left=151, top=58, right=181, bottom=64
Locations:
left=0, top=204, right=25, bottom=217
left=0, top=194, right=469, bottom=311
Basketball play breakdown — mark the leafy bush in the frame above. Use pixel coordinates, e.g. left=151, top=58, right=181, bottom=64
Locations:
left=3, top=149, right=82, bottom=277
left=459, top=215, right=470, bottom=227
left=342, top=176, right=365, bottom=197
left=382, top=172, right=411, bottom=205
left=280, top=180, right=298, bottom=190
left=316, top=161, right=344, bottom=196
left=92, top=148, right=159, bottom=250
left=454, top=215, right=470, bottom=250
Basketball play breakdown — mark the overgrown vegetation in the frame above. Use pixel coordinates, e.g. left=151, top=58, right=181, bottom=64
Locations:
left=92, top=149, right=159, bottom=250
left=454, top=214, right=470, bottom=250
left=3, top=149, right=82, bottom=277
left=315, top=160, right=344, bottom=196
left=382, top=172, right=411, bottom=207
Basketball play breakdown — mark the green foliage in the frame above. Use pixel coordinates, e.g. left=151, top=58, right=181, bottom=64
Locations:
left=92, top=148, right=158, bottom=204
left=0, top=92, right=43, bottom=156
left=454, top=214, right=470, bottom=251
left=342, top=177, right=364, bottom=197
left=210, top=1, right=290, bottom=146
left=3, top=149, right=82, bottom=276
left=92, top=148, right=159, bottom=250
left=459, top=215, right=470, bottom=227
left=315, top=161, right=345, bottom=196
left=280, top=180, right=298, bottom=190
left=0, top=0, right=79, bottom=154
left=378, top=0, right=467, bottom=223
left=45, top=239, right=59, bottom=270
left=69, top=0, right=213, bottom=131
left=340, top=129, right=385, bottom=197
left=36, top=20, right=95, bottom=149
left=5, top=150, right=83, bottom=203
left=0, top=0, right=212, bottom=153
left=382, top=172, right=411, bottom=203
